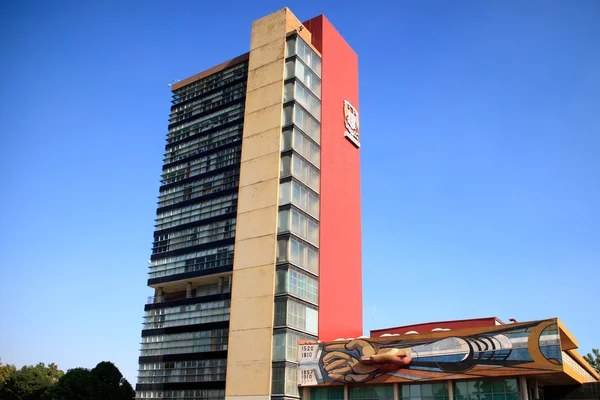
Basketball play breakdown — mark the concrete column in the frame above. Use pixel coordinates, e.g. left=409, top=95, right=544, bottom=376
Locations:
left=186, top=282, right=193, bottom=298
left=393, top=384, right=399, bottom=400
left=155, top=287, right=163, bottom=303
left=448, top=380, right=454, bottom=400
left=218, top=276, right=225, bottom=293
left=519, top=376, right=529, bottom=400
left=302, top=387, right=310, bottom=400
left=344, top=385, right=349, bottom=400
left=533, top=380, right=539, bottom=400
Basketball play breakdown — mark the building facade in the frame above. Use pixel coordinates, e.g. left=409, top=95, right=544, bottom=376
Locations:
left=298, top=318, right=600, bottom=400
left=136, top=8, right=362, bottom=400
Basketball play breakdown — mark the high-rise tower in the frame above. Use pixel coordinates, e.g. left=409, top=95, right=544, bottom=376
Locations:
left=136, top=8, right=361, bottom=400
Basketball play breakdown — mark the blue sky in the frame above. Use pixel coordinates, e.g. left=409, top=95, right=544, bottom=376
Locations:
left=1, top=0, right=598, bottom=384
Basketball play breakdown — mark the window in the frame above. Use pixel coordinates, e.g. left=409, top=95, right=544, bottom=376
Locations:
left=279, top=180, right=319, bottom=219
left=311, top=387, right=344, bottom=400
left=278, top=209, right=319, bottom=245
left=350, top=386, right=395, bottom=400
left=284, top=81, right=321, bottom=119
left=273, top=298, right=318, bottom=334
left=143, top=300, right=230, bottom=329
left=276, top=237, right=319, bottom=275
left=400, top=383, right=448, bottom=400
left=149, top=246, right=234, bottom=279
left=281, top=154, right=320, bottom=193
left=140, top=329, right=229, bottom=356
left=285, top=59, right=321, bottom=97
left=282, top=104, right=321, bottom=143
left=276, top=268, right=318, bottom=304
left=272, top=329, right=316, bottom=362
left=282, top=128, right=320, bottom=167
left=454, top=378, right=519, bottom=400
left=286, top=36, right=321, bottom=76
left=138, top=359, right=227, bottom=384
left=271, top=366, right=299, bottom=397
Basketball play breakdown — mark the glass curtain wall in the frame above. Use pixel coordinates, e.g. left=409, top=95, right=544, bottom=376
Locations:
left=273, top=34, right=322, bottom=400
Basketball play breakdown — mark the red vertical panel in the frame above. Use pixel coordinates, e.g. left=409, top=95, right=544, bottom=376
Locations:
left=305, top=16, right=363, bottom=341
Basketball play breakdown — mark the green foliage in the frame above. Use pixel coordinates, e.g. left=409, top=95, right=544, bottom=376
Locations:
left=0, top=360, right=17, bottom=389
left=0, top=363, right=63, bottom=400
left=0, top=360, right=133, bottom=400
left=42, top=361, right=134, bottom=400
left=584, top=348, right=600, bottom=374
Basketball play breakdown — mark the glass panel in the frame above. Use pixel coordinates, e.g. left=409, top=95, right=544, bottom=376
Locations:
left=401, top=386, right=411, bottom=399
left=284, top=81, right=294, bottom=102
left=296, top=36, right=321, bottom=76
left=272, top=332, right=286, bottom=361
left=455, top=382, right=468, bottom=396
left=285, top=365, right=299, bottom=396
left=279, top=181, right=291, bottom=205
left=410, top=385, right=420, bottom=397
left=421, top=384, right=433, bottom=397
left=285, top=59, right=295, bottom=80
left=433, top=383, right=447, bottom=396
left=271, top=367, right=284, bottom=394
left=295, top=59, right=321, bottom=97
left=504, top=379, right=518, bottom=393
left=277, top=239, right=288, bottom=263
left=294, top=82, right=321, bottom=118
left=278, top=209, right=290, bottom=232
left=293, top=104, right=320, bottom=143
left=291, top=154, right=320, bottom=192
left=275, top=269, right=287, bottom=294
left=282, top=104, right=293, bottom=125
left=286, top=37, right=296, bottom=58
left=281, top=154, right=291, bottom=177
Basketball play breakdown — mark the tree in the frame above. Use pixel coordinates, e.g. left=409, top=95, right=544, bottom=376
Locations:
left=42, top=361, right=134, bottom=400
left=584, top=348, right=600, bottom=374
left=0, top=363, right=63, bottom=400
left=0, top=360, right=17, bottom=389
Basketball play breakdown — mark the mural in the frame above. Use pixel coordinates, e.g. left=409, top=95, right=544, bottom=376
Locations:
left=298, top=319, right=563, bottom=385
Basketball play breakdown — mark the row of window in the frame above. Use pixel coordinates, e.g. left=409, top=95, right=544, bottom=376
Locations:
left=163, top=145, right=240, bottom=175
left=142, top=328, right=227, bottom=344
left=281, top=154, right=320, bottom=193
left=282, top=127, right=320, bottom=167
left=161, top=147, right=241, bottom=185
left=282, top=103, right=320, bottom=144
left=163, top=123, right=243, bottom=164
left=167, top=104, right=245, bottom=144
left=140, top=359, right=226, bottom=371
left=155, top=194, right=237, bottom=230
left=148, top=246, right=233, bottom=279
left=140, top=330, right=228, bottom=355
left=143, top=300, right=230, bottom=329
left=276, top=268, right=318, bottom=304
left=272, top=329, right=316, bottom=362
left=150, top=277, right=231, bottom=304
left=152, top=219, right=235, bottom=254
left=279, top=180, right=319, bottom=219
left=286, top=35, right=321, bottom=76
left=170, top=81, right=246, bottom=124
left=274, top=298, right=318, bottom=334
left=278, top=208, right=319, bottom=246
left=272, top=365, right=299, bottom=397
left=309, top=380, right=520, bottom=400
left=172, top=61, right=247, bottom=105
left=277, top=236, right=319, bottom=275
left=285, top=58, right=321, bottom=98
left=136, top=389, right=224, bottom=400
left=158, top=170, right=239, bottom=208
left=284, top=81, right=321, bottom=121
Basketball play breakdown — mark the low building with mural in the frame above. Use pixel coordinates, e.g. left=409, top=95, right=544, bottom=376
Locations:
left=298, top=317, right=599, bottom=400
